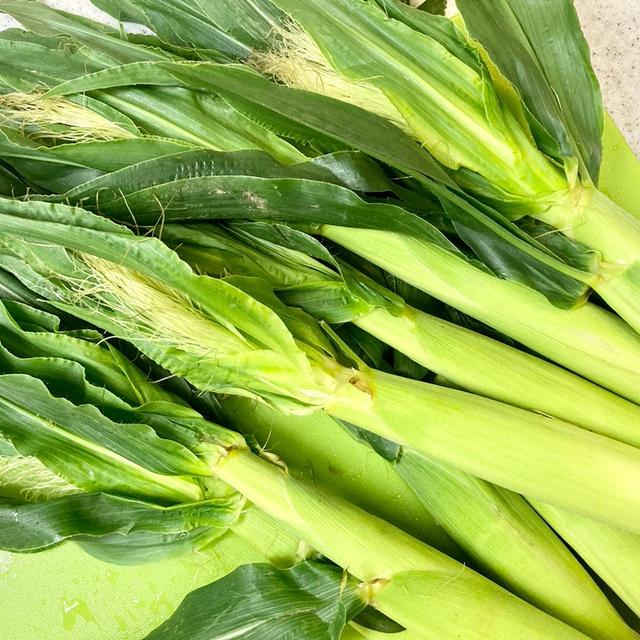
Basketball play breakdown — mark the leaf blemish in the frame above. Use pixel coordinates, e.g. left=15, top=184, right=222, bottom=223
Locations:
left=243, top=191, right=267, bottom=210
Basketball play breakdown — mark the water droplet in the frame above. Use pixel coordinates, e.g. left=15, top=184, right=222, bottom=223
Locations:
left=0, top=552, right=14, bottom=575
left=114, top=614, right=128, bottom=632
left=61, top=598, right=96, bottom=631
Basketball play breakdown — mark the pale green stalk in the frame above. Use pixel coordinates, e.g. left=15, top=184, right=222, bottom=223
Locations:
left=226, top=396, right=637, bottom=640
left=352, top=298, right=640, bottom=445
left=170, top=222, right=640, bottom=445
left=220, top=395, right=461, bottom=556
left=321, top=224, right=640, bottom=404
left=213, top=448, right=590, bottom=640
left=327, top=367, right=640, bottom=534
left=532, top=501, right=640, bottom=619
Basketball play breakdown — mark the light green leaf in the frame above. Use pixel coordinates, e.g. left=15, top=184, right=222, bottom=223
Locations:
left=0, top=374, right=208, bottom=502
left=0, top=198, right=327, bottom=409
left=44, top=60, right=452, bottom=182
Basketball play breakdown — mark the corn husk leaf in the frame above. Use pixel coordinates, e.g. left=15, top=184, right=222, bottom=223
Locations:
left=456, top=0, right=603, bottom=182
left=144, top=562, right=366, bottom=640
left=46, top=146, right=589, bottom=307
left=0, top=492, right=234, bottom=553
left=90, top=0, right=282, bottom=58
left=0, top=0, right=174, bottom=65
left=0, top=163, right=25, bottom=196
left=0, top=373, right=209, bottom=501
left=0, top=127, right=190, bottom=192
left=43, top=60, right=451, bottom=182
left=0, top=198, right=339, bottom=411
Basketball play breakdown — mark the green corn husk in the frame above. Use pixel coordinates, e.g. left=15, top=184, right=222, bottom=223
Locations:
left=0, top=305, right=597, bottom=639
left=2, top=292, right=627, bottom=638
left=159, top=221, right=640, bottom=636
left=1, top=198, right=640, bottom=536
left=224, top=395, right=637, bottom=640
left=0, top=5, right=636, bottom=636
left=533, top=501, right=640, bottom=620
left=15, top=125, right=635, bottom=403
left=5, top=3, right=637, bottom=390
left=213, top=449, right=591, bottom=640
left=0, top=296, right=459, bottom=557
left=165, top=221, right=640, bottom=447
left=320, top=223, right=640, bottom=404
left=1, top=10, right=639, bottom=399
left=236, top=0, right=640, bottom=331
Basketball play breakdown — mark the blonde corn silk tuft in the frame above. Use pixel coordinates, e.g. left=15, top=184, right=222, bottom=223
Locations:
left=0, top=92, right=134, bottom=143
left=248, top=19, right=412, bottom=135
left=72, top=255, right=252, bottom=357
left=0, top=454, right=79, bottom=501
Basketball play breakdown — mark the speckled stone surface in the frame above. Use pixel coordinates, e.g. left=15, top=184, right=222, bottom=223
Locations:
left=447, top=0, right=639, bottom=157
left=573, top=0, right=639, bottom=157
left=1, top=0, right=639, bottom=155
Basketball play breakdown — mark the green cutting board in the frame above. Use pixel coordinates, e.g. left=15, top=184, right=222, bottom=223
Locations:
left=0, top=534, right=262, bottom=639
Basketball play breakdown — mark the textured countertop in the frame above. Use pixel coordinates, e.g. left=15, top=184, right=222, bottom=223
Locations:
left=1, top=0, right=639, bottom=156
left=573, top=0, right=639, bottom=157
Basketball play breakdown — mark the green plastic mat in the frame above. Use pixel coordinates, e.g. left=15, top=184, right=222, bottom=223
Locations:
left=0, top=118, right=638, bottom=640
left=0, top=534, right=262, bottom=639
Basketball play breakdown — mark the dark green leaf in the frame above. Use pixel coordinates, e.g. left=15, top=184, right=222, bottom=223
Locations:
left=437, top=191, right=590, bottom=307
left=417, top=0, right=447, bottom=14
left=352, top=607, right=405, bottom=633
left=0, top=163, right=26, bottom=196
left=46, top=151, right=456, bottom=250
left=392, top=350, right=429, bottom=381
left=89, top=0, right=282, bottom=58
left=145, top=561, right=366, bottom=640
left=45, top=60, right=452, bottom=184
left=515, top=217, right=599, bottom=273
left=340, top=421, right=401, bottom=464
left=0, top=492, right=235, bottom=552
left=78, top=526, right=222, bottom=565
left=0, top=130, right=189, bottom=192
left=335, top=325, right=388, bottom=371
left=456, top=0, right=603, bottom=182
